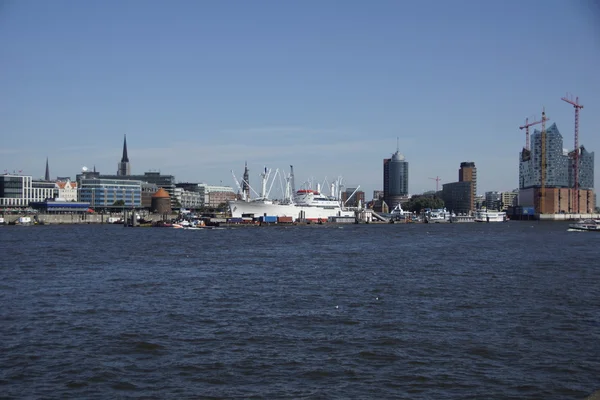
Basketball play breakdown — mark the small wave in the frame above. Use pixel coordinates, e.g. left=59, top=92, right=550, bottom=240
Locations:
left=133, top=341, right=165, bottom=352
left=111, top=381, right=137, bottom=391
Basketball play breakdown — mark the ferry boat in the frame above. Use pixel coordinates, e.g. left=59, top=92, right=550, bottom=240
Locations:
left=424, top=208, right=454, bottom=223
left=228, top=165, right=356, bottom=222
left=474, top=210, right=507, bottom=222
left=568, top=219, right=600, bottom=232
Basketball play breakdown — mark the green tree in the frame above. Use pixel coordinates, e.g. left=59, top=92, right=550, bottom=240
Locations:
left=404, top=195, right=445, bottom=213
left=112, top=200, right=125, bottom=206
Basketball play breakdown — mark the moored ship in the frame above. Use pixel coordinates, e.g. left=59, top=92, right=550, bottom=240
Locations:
left=474, top=210, right=507, bottom=222
left=228, top=165, right=356, bottom=222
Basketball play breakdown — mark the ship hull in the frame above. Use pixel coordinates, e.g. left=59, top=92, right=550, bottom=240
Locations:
left=229, top=200, right=354, bottom=221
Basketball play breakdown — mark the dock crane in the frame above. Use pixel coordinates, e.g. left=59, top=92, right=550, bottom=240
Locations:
left=561, top=94, right=584, bottom=213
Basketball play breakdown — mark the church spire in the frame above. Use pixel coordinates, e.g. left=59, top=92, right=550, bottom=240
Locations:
left=45, top=157, right=50, bottom=181
left=121, top=134, right=129, bottom=162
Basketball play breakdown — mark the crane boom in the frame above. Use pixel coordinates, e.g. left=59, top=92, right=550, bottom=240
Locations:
left=519, top=115, right=549, bottom=151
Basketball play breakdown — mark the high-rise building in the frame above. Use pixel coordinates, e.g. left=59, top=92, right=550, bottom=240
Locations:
left=383, top=150, right=409, bottom=210
left=117, top=134, right=131, bottom=176
left=458, top=162, right=477, bottom=211
left=519, top=123, right=595, bottom=213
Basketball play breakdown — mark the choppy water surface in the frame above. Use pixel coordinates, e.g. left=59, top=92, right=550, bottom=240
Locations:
left=1, top=222, right=598, bottom=399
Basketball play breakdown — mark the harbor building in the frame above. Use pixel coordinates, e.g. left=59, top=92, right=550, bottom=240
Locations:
left=151, top=188, right=172, bottom=214
left=79, top=178, right=142, bottom=209
left=0, top=175, right=33, bottom=207
left=441, top=181, right=473, bottom=214
left=441, top=161, right=477, bottom=214
left=56, top=180, right=78, bottom=202
left=0, top=174, right=57, bottom=207
left=117, top=135, right=131, bottom=176
left=501, top=191, right=518, bottom=211
left=383, top=149, right=409, bottom=210
left=519, top=123, right=595, bottom=213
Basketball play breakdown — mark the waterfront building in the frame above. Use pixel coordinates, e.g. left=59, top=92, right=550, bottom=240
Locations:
left=501, top=191, right=518, bottom=211
left=78, top=171, right=176, bottom=208
left=151, top=188, right=172, bottom=214
left=199, top=184, right=237, bottom=208
left=519, top=123, right=595, bottom=213
left=117, top=134, right=131, bottom=176
left=0, top=174, right=57, bottom=207
left=441, top=181, right=473, bottom=214
left=440, top=162, right=477, bottom=214
left=141, top=183, right=158, bottom=209
left=459, top=162, right=477, bottom=211
left=31, top=179, right=57, bottom=202
left=173, top=187, right=203, bottom=209
left=0, top=174, right=32, bottom=207
left=383, top=149, right=409, bottom=210
left=56, top=180, right=78, bottom=202
left=79, top=178, right=142, bottom=209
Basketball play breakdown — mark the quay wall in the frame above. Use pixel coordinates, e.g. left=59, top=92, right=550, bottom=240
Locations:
left=1, top=213, right=178, bottom=225
left=538, top=213, right=600, bottom=221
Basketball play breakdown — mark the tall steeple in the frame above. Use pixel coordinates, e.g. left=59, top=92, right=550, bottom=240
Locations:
left=121, top=134, right=129, bottom=162
left=45, top=157, right=50, bottom=181
left=117, top=135, right=131, bottom=176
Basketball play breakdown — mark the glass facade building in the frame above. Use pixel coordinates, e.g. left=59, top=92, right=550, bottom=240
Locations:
left=383, top=151, right=409, bottom=209
left=519, top=123, right=594, bottom=189
left=79, top=179, right=142, bottom=208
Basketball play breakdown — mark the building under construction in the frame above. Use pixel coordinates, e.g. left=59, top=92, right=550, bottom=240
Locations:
left=519, top=123, right=595, bottom=214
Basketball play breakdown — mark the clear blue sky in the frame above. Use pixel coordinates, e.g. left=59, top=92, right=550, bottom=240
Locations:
left=1, top=0, right=599, bottom=199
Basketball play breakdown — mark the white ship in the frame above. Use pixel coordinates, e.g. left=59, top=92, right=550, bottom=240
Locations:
left=474, top=210, right=507, bottom=222
left=228, top=165, right=357, bottom=222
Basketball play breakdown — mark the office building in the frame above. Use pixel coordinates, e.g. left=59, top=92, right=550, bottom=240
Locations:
left=383, top=149, right=409, bottom=210
left=459, top=162, right=477, bottom=211
left=79, top=178, right=142, bottom=209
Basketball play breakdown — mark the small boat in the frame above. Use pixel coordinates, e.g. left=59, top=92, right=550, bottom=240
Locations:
left=568, top=219, right=600, bottom=232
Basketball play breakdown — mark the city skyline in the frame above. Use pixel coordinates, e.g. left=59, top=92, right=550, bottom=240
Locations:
left=1, top=1, right=599, bottom=198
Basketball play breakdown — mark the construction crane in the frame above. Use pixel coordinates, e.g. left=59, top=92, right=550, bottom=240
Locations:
left=540, top=108, right=548, bottom=215
left=429, top=176, right=441, bottom=192
left=519, top=115, right=549, bottom=151
left=561, top=94, right=584, bottom=213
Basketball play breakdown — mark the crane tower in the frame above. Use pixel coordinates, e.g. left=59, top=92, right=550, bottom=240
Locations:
left=561, top=94, right=584, bottom=213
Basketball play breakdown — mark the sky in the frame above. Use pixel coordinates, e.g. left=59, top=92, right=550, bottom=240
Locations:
left=1, top=0, right=599, bottom=199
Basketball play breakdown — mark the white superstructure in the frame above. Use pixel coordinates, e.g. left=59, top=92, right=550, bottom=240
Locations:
left=228, top=166, right=356, bottom=221
left=474, top=210, right=507, bottom=222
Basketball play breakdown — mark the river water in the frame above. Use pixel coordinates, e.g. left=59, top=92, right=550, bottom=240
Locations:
left=0, top=222, right=598, bottom=399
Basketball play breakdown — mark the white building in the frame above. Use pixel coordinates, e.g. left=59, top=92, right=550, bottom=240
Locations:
left=0, top=175, right=58, bottom=207
left=56, top=180, right=78, bottom=202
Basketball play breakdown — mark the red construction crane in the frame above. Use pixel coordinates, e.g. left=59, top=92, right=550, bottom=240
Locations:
left=519, top=115, right=549, bottom=151
left=561, top=94, right=584, bottom=213
left=429, top=176, right=441, bottom=192
left=540, top=108, right=549, bottom=214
